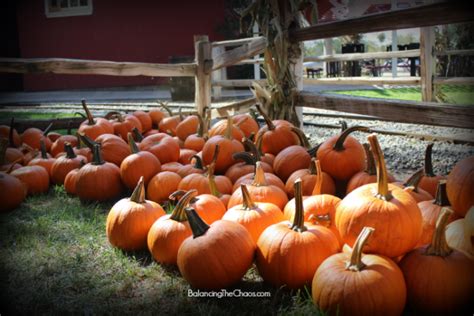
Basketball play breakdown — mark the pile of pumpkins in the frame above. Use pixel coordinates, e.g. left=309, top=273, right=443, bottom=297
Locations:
left=1, top=100, right=473, bottom=315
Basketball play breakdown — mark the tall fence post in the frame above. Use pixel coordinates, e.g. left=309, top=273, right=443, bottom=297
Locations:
left=420, top=26, right=435, bottom=102
left=194, top=35, right=212, bottom=117
left=211, top=45, right=224, bottom=101
left=292, top=42, right=304, bottom=128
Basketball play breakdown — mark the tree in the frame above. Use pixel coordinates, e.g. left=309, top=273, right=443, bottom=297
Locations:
left=377, top=32, right=386, bottom=44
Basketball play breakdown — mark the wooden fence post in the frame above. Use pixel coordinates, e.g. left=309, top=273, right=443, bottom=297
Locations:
left=211, top=46, right=225, bottom=100
left=420, top=26, right=435, bottom=102
left=292, top=42, right=304, bottom=128
left=194, top=35, right=212, bottom=117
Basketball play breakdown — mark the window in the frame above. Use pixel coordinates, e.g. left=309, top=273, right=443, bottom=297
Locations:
left=45, top=0, right=93, bottom=18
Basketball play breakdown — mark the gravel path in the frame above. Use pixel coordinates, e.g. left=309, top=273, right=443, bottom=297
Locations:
left=302, top=109, right=474, bottom=181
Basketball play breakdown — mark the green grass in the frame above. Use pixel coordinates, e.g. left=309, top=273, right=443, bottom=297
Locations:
left=325, top=85, right=474, bottom=105
left=0, top=187, right=326, bottom=315
left=0, top=111, right=78, bottom=120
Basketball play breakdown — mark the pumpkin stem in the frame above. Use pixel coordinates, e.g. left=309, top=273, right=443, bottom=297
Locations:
left=307, top=143, right=321, bottom=157
left=291, top=127, right=311, bottom=149
left=334, top=126, right=369, bottom=151
left=185, top=207, right=210, bottom=239
left=43, top=122, right=53, bottom=136
left=290, top=178, right=307, bottom=232
left=81, top=100, right=96, bottom=125
left=425, top=207, right=453, bottom=257
left=79, top=132, right=97, bottom=150
left=339, top=120, right=348, bottom=132
left=67, top=120, right=72, bottom=135
left=243, top=137, right=261, bottom=161
left=403, top=168, right=424, bottom=193
left=232, top=152, right=256, bottom=166
left=241, top=184, right=257, bottom=210
left=346, top=227, right=375, bottom=271
left=39, top=139, right=48, bottom=159
left=368, top=134, right=392, bottom=201
left=159, top=101, right=173, bottom=116
left=255, top=103, right=275, bottom=130
left=207, top=163, right=222, bottom=197
left=130, top=176, right=146, bottom=203
left=434, top=181, right=450, bottom=206
left=64, top=142, right=77, bottom=159
left=0, top=138, right=7, bottom=164
left=131, top=127, right=144, bottom=142
left=91, top=143, right=105, bottom=165
left=211, top=144, right=220, bottom=166
left=424, top=143, right=436, bottom=177
left=311, top=159, right=323, bottom=195
left=252, top=161, right=267, bottom=186
left=196, top=114, right=205, bottom=138
left=363, top=143, right=376, bottom=175
left=224, top=117, right=233, bottom=140
left=9, top=117, right=16, bottom=148
left=191, top=155, right=204, bottom=170
left=308, top=157, right=317, bottom=174
left=127, top=133, right=140, bottom=154
left=170, top=189, right=198, bottom=222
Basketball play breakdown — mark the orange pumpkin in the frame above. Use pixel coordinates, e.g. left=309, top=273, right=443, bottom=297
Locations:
left=147, top=171, right=182, bottom=204
left=0, top=171, right=26, bottom=212
left=51, top=143, right=87, bottom=185
left=232, top=171, right=285, bottom=193
left=176, top=114, right=199, bottom=142
left=75, top=144, right=124, bottom=202
left=21, top=123, right=53, bottom=151
left=0, top=118, right=21, bottom=148
left=64, top=160, right=85, bottom=195
left=147, top=190, right=197, bottom=265
left=224, top=152, right=272, bottom=184
left=77, top=100, right=114, bottom=140
left=106, top=177, right=165, bottom=251
left=178, top=160, right=232, bottom=196
left=132, top=110, right=152, bottom=133
left=50, top=134, right=78, bottom=158
left=336, top=134, right=422, bottom=258
left=81, top=133, right=131, bottom=167
left=108, top=112, right=142, bottom=140
left=317, top=126, right=368, bottom=181
left=149, top=108, right=167, bottom=128
left=394, top=168, right=433, bottom=202
left=28, top=139, right=56, bottom=179
left=312, top=227, right=407, bottom=316
left=399, top=208, right=474, bottom=315
left=138, top=133, right=180, bottom=164
left=120, top=133, right=161, bottom=190
left=419, top=143, right=446, bottom=197
left=223, top=184, right=284, bottom=243
left=158, top=103, right=181, bottom=135
left=177, top=208, right=255, bottom=289
left=446, top=155, right=474, bottom=217
left=228, top=162, right=288, bottom=210
left=232, top=113, right=259, bottom=139
left=11, top=165, right=50, bottom=195
left=273, top=145, right=311, bottom=182
left=208, top=117, right=245, bottom=142
left=256, top=179, right=339, bottom=289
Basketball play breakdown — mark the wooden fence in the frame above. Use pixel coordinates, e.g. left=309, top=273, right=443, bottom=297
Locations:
left=0, top=1, right=473, bottom=129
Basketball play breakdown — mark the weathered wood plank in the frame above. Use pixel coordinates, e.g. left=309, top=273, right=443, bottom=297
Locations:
left=0, top=58, right=197, bottom=77
left=212, top=37, right=267, bottom=71
left=433, top=77, right=474, bottom=85
left=420, top=26, right=435, bottom=102
left=291, top=2, right=474, bottom=42
left=194, top=35, right=212, bottom=117
left=304, top=50, right=420, bottom=63
left=212, top=79, right=266, bottom=87
left=210, top=97, right=257, bottom=118
left=298, top=91, right=474, bottom=129
left=212, top=37, right=262, bottom=48
left=303, top=77, right=421, bottom=85
left=0, top=117, right=83, bottom=133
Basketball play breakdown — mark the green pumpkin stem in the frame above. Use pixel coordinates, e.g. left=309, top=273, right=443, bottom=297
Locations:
left=424, top=143, right=435, bottom=177
left=291, top=127, right=311, bottom=149
left=425, top=207, right=453, bottom=257
left=130, top=176, right=146, bottom=203
left=185, top=207, right=210, bottom=238
left=39, top=139, right=48, bottom=159
left=127, top=133, right=140, bottom=154
left=131, top=127, right=144, bottom=142
left=207, top=163, right=222, bottom=197
left=255, top=104, right=275, bottom=130
left=346, top=227, right=375, bottom=271
left=159, top=101, right=173, bottom=116
left=252, top=162, right=267, bottom=186
left=368, top=134, right=392, bottom=201
left=434, top=181, right=450, bottom=206
left=170, top=189, right=198, bottom=222
left=211, top=144, right=220, bottom=166
left=291, top=178, right=307, bottom=232
left=404, top=168, right=424, bottom=193
left=311, top=159, right=323, bottom=195
left=91, top=143, right=105, bottom=165
left=363, top=143, right=376, bottom=175
left=79, top=132, right=97, bottom=150
left=9, top=118, right=16, bottom=148
left=64, top=142, right=77, bottom=159
left=241, top=184, right=257, bottom=210
left=334, top=126, right=369, bottom=151
left=81, top=100, right=96, bottom=125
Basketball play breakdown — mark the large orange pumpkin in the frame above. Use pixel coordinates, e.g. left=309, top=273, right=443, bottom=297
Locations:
left=11, top=165, right=50, bottom=195
left=446, top=155, right=474, bottom=217
left=336, top=134, right=422, bottom=258
left=177, top=208, right=255, bottom=290
left=273, top=145, right=311, bottom=182
left=138, top=133, right=180, bottom=164
left=106, top=177, right=165, bottom=251
left=399, top=208, right=474, bottom=315
left=317, top=126, right=368, bottom=181
left=147, top=190, right=197, bottom=265
left=0, top=171, right=26, bottom=213
left=312, top=227, right=407, bottom=316
left=256, top=179, right=339, bottom=289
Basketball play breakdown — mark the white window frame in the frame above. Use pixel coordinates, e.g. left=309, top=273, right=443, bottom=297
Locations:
left=45, top=0, right=93, bottom=18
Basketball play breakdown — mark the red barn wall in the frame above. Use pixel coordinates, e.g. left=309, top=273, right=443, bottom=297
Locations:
left=16, top=0, right=225, bottom=91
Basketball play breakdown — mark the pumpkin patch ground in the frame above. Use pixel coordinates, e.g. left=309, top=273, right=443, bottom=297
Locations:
left=0, top=105, right=473, bottom=315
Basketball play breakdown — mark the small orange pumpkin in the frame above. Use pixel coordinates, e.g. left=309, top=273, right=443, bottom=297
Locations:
left=446, top=155, right=474, bottom=217
left=77, top=100, right=114, bottom=140
left=147, top=171, right=182, bottom=204
left=11, top=165, right=50, bottom=195
left=0, top=171, right=27, bottom=213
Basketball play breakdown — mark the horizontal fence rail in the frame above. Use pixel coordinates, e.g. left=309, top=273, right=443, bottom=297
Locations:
left=304, top=49, right=420, bottom=63
left=0, top=58, right=197, bottom=77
